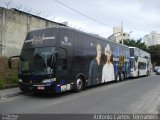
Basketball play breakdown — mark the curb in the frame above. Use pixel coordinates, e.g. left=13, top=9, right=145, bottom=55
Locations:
left=0, top=86, right=24, bottom=99
left=0, top=92, right=23, bottom=99
left=0, top=85, right=18, bottom=90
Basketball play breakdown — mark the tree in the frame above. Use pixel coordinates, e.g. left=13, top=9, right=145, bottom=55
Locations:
left=120, top=38, right=160, bottom=65
left=148, top=45, right=160, bottom=65
left=120, top=38, right=148, bottom=52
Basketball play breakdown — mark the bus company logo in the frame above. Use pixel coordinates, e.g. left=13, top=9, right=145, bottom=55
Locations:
left=61, top=36, right=72, bottom=46
left=32, top=34, right=45, bottom=45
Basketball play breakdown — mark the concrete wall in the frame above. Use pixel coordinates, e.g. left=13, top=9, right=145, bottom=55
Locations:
left=0, top=7, right=64, bottom=57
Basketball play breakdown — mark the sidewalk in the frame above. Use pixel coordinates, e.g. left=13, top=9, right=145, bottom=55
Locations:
left=0, top=87, right=22, bottom=98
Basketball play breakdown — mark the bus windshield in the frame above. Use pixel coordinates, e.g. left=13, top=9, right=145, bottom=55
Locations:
left=19, top=47, right=56, bottom=75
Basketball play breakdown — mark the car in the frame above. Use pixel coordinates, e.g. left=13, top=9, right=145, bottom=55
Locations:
left=156, top=67, right=160, bottom=75
left=154, top=66, right=159, bottom=72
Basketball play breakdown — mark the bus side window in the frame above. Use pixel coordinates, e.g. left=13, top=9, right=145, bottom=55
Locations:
left=58, top=48, right=67, bottom=70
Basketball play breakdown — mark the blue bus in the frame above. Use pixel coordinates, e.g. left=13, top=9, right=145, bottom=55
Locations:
left=8, top=26, right=130, bottom=93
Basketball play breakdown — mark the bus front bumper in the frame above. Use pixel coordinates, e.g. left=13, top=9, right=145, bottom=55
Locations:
left=19, top=81, right=73, bottom=93
left=18, top=82, right=56, bottom=93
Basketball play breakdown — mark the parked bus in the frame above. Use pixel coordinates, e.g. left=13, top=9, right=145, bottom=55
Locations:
left=8, top=26, right=130, bottom=93
left=129, top=47, right=151, bottom=77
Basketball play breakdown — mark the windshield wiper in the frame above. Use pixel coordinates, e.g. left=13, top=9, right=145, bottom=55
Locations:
left=49, top=51, right=58, bottom=73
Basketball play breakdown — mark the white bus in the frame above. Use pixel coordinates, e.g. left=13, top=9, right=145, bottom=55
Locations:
left=129, top=47, right=151, bottom=77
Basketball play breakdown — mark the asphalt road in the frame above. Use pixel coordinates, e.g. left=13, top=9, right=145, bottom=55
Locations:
left=1, top=74, right=160, bottom=114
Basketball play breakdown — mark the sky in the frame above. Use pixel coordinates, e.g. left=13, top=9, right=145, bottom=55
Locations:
left=0, top=0, right=160, bottom=40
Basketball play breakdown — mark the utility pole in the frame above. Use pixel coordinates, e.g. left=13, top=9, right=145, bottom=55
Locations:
left=121, top=21, right=123, bottom=45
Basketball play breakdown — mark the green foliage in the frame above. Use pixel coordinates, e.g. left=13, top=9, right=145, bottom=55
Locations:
left=0, top=78, right=5, bottom=89
left=148, top=45, right=160, bottom=65
left=120, top=38, right=148, bottom=52
left=120, top=38, right=160, bottom=65
left=0, top=75, right=18, bottom=89
left=0, top=57, right=18, bottom=88
left=10, top=75, right=18, bottom=84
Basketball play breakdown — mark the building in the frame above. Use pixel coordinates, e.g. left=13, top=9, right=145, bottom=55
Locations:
left=108, top=26, right=130, bottom=43
left=0, top=7, right=65, bottom=57
left=143, top=31, right=160, bottom=46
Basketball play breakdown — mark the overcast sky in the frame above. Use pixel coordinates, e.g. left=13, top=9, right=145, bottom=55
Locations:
left=1, top=0, right=160, bottom=40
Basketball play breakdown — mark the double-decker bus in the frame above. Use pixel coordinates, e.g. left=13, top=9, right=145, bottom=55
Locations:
left=8, top=26, right=130, bottom=93
left=129, top=47, right=151, bottom=77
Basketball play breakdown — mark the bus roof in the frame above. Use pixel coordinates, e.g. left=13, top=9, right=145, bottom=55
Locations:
left=60, top=26, right=130, bottom=49
left=26, top=26, right=129, bottom=49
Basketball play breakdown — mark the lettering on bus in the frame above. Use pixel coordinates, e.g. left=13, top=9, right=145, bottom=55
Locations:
left=32, top=34, right=45, bottom=45
left=29, top=34, right=56, bottom=45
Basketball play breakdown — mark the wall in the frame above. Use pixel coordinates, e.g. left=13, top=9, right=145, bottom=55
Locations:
left=0, top=7, right=64, bottom=57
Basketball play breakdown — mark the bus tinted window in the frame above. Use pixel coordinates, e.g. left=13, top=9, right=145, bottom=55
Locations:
left=129, top=48, right=134, bottom=57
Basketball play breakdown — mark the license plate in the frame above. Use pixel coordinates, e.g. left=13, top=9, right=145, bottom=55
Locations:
left=37, top=86, right=45, bottom=90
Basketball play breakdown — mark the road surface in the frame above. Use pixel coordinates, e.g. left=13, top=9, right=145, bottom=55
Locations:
left=0, top=74, right=160, bottom=114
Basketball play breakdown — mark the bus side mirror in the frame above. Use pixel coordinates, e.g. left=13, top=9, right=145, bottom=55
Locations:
left=8, top=56, right=20, bottom=69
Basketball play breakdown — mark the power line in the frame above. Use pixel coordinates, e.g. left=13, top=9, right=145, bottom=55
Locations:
left=5, top=0, right=11, bottom=8
left=54, top=0, right=111, bottom=29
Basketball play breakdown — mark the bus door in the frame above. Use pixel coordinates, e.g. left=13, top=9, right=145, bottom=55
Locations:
left=57, top=29, right=74, bottom=85
left=56, top=48, right=68, bottom=86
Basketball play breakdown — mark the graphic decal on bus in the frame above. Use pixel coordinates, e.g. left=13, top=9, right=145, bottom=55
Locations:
left=88, top=43, right=130, bottom=86
left=89, top=44, right=104, bottom=85
left=102, top=44, right=115, bottom=83
left=88, top=43, right=117, bottom=86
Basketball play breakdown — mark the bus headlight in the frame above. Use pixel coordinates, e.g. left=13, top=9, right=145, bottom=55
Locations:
left=18, top=79, right=22, bottom=82
left=42, top=78, right=56, bottom=84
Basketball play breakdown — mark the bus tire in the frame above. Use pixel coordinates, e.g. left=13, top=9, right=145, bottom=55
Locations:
left=74, top=77, right=84, bottom=92
left=19, top=86, right=27, bottom=93
left=115, top=73, right=120, bottom=82
left=121, top=73, right=125, bottom=81
left=147, top=71, right=149, bottom=76
left=138, top=71, right=140, bottom=77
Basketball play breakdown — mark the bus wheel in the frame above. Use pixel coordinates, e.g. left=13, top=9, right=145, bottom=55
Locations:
left=115, top=74, right=120, bottom=82
left=138, top=71, right=140, bottom=77
left=75, top=77, right=84, bottom=92
left=19, top=85, right=28, bottom=93
left=121, top=73, right=125, bottom=81
left=20, top=86, right=25, bottom=92
left=147, top=71, right=149, bottom=76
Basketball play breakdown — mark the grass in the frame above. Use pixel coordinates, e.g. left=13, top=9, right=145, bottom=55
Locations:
left=0, top=78, right=5, bottom=89
left=0, top=56, right=18, bottom=89
left=10, top=75, right=19, bottom=84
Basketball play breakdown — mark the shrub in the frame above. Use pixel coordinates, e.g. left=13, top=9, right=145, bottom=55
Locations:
left=10, top=75, right=18, bottom=84
left=0, top=78, right=5, bottom=89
